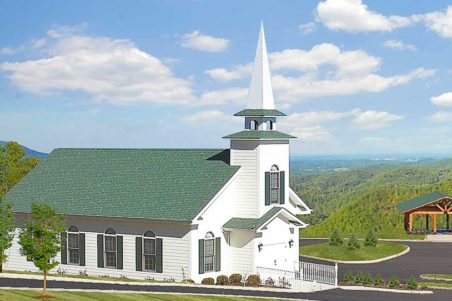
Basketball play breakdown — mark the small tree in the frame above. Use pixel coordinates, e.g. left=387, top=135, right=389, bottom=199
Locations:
left=406, top=276, right=418, bottom=290
left=329, top=229, right=343, bottom=246
left=388, top=275, right=400, bottom=289
left=19, top=203, right=65, bottom=297
left=347, top=234, right=360, bottom=250
left=0, top=198, right=15, bottom=273
left=364, top=229, right=378, bottom=247
left=373, top=273, right=385, bottom=286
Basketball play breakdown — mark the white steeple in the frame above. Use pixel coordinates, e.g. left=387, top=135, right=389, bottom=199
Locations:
left=246, top=22, right=275, bottom=110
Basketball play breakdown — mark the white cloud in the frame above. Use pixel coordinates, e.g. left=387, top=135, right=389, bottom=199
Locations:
left=299, top=22, right=317, bottom=35
left=424, top=6, right=452, bottom=38
left=270, top=43, right=380, bottom=78
left=183, top=110, right=231, bottom=122
left=205, top=64, right=251, bottom=82
left=316, top=0, right=420, bottom=32
left=383, top=40, right=416, bottom=51
left=1, top=27, right=196, bottom=106
left=280, top=110, right=349, bottom=141
left=207, top=43, right=435, bottom=104
left=428, top=111, right=452, bottom=122
left=198, top=87, right=247, bottom=106
left=351, top=109, right=403, bottom=129
left=431, top=92, right=452, bottom=106
left=181, top=30, right=230, bottom=52
left=0, top=47, right=15, bottom=55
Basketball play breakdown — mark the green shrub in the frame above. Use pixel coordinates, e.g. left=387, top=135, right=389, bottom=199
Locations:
left=388, top=275, right=400, bottom=289
left=216, top=275, right=228, bottom=285
left=373, top=273, right=385, bottom=286
left=343, top=271, right=353, bottom=283
left=229, top=273, right=243, bottom=285
left=406, top=276, right=418, bottom=290
left=347, top=234, right=360, bottom=250
left=364, top=229, right=378, bottom=247
left=362, top=272, right=373, bottom=285
left=246, top=274, right=261, bottom=287
left=201, top=277, right=215, bottom=285
left=329, top=229, right=344, bottom=246
left=354, top=271, right=364, bottom=285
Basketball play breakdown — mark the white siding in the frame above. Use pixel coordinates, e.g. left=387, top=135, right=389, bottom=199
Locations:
left=255, top=216, right=298, bottom=271
left=229, top=231, right=254, bottom=275
left=4, top=214, right=191, bottom=281
left=230, top=140, right=259, bottom=218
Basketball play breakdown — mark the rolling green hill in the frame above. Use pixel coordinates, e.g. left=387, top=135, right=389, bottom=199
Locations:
left=293, top=159, right=452, bottom=239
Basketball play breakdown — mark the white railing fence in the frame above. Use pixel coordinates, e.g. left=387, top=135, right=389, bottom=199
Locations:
left=256, top=261, right=337, bottom=291
left=296, top=261, right=338, bottom=286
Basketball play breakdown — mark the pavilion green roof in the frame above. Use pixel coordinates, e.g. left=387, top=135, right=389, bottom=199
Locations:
left=234, top=109, right=286, bottom=117
left=396, top=191, right=450, bottom=213
left=5, top=148, right=240, bottom=222
left=223, top=130, right=296, bottom=140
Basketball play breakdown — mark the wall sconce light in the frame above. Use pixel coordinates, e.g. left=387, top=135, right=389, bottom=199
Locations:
left=258, top=242, right=263, bottom=252
left=289, top=239, right=294, bottom=248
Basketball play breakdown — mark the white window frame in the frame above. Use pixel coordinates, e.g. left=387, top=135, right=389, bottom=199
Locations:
left=104, top=229, right=117, bottom=269
left=142, top=237, right=156, bottom=272
left=204, top=232, right=215, bottom=273
left=67, top=226, right=79, bottom=265
left=270, top=165, right=280, bottom=204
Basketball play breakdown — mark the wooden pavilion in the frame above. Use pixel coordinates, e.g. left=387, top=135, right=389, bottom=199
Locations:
left=397, top=192, right=452, bottom=234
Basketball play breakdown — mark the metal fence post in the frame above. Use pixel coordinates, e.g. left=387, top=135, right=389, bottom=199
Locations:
left=334, top=263, right=338, bottom=286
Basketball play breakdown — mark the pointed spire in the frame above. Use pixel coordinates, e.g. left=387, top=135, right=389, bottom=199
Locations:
left=246, top=22, right=275, bottom=110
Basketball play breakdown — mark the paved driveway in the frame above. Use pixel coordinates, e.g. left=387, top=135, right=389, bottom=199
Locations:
left=300, top=239, right=452, bottom=281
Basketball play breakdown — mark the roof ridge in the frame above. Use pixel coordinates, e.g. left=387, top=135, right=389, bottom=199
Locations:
left=53, top=148, right=227, bottom=151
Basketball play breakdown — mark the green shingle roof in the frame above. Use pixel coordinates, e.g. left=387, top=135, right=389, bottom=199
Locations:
left=223, top=207, right=285, bottom=230
left=234, top=109, right=286, bottom=117
left=5, top=148, right=240, bottom=222
left=396, top=191, right=450, bottom=213
left=223, top=130, right=296, bottom=140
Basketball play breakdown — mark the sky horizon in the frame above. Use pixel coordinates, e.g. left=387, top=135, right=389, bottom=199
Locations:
left=1, top=1, right=452, bottom=156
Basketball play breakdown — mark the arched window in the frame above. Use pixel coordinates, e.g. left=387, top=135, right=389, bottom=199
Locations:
left=250, top=120, right=259, bottom=130
left=104, top=228, right=117, bottom=268
left=67, top=226, right=79, bottom=264
left=270, top=165, right=280, bottom=204
left=204, top=232, right=215, bottom=272
left=143, top=231, right=156, bottom=271
left=267, top=120, right=273, bottom=130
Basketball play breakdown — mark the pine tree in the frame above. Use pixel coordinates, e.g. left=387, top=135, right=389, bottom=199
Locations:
left=364, top=229, right=378, bottom=247
left=347, top=233, right=360, bottom=250
left=329, top=229, right=343, bottom=246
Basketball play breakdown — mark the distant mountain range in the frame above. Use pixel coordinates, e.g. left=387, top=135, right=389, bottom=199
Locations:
left=0, top=141, right=48, bottom=159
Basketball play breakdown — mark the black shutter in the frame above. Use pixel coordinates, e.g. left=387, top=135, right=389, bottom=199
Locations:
left=265, top=172, right=270, bottom=206
left=61, top=232, right=67, bottom=264
left=135, top=237, right=142, bottom=271
left=198, top=239, right=204, bottom=274
left=97, top=234, right=104, bottom=268
left=279, top=171, right=285, bottom=204
left=79, top=233, right=85, bottom=266
left=156, top=238, right=163, bottom=273
left=214, top=237, right=221, bottom=272
left=117, top=236, right=123, bottom=270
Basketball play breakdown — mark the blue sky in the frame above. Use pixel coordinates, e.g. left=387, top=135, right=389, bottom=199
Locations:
left=1, top=0, right=451, bottom=155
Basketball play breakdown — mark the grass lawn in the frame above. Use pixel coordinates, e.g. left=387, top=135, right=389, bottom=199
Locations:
left=4, top=270, right=161, bottom=283
left=421, top=274, right=452, bottom=281
left=419, top=282, right=452, bottom=288
left=299, top=241, right=408, bottom=261
left=0, top=290, right=288, bottom=301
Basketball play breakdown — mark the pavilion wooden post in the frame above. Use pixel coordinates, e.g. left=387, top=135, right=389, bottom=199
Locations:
left=426, top=215, right=429, bottom=231
left=433, top=214, right=437, bottom=234
left=408, top=213, right=413, bottom=232
left=446, top=212, right=449, bottom=231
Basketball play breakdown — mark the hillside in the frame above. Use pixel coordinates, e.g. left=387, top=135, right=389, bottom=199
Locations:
left=293, top=159, right=452, bottom=239
left=0, top=141, right=47, bottom=158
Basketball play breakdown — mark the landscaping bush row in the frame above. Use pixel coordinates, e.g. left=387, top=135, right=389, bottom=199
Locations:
left=201, top=273, right=261, bottom=286
left=329, top=229, right=378, bottom=249
left=343, top=271, right=419, bottom=290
